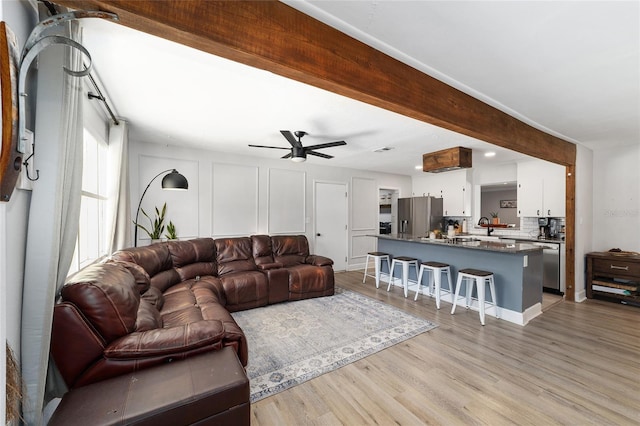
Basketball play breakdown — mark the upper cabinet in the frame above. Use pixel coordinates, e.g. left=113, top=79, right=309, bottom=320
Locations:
left=412, top=170, right=471, bottom=216
left=441, top=169, right=471, bottom=216
left=517, top=160, right=566, bottom=217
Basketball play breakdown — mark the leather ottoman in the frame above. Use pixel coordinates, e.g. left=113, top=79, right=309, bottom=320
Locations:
left=48, top=347, right=249, bottom=425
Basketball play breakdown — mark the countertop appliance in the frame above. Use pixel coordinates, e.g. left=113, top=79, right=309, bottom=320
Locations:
left=397, top=196, right=443, bottom=236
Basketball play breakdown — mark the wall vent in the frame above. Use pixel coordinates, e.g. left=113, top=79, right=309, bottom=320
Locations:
left=373, top=147, right=394, bottom=153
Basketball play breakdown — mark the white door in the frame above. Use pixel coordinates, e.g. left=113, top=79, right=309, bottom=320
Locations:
left=314, top=181, right=348, bottom=271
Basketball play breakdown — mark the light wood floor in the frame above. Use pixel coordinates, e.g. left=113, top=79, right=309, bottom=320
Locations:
left=250, top=271, right=640, bottom=425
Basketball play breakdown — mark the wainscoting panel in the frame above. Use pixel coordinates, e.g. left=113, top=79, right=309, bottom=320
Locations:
left=351, top=177, right=377, bottom=231
left=212, top=163, right=258, bottom=236
left=268, top=168, right=305, bottom=234
left=351, top=234, right=377, bottom=260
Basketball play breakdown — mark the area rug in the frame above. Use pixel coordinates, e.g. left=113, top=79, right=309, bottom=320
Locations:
left=231, top=287, right=438, bottom=402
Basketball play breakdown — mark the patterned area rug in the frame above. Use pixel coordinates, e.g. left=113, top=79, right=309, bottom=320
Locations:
left=231, top=287, right=438, bottom=402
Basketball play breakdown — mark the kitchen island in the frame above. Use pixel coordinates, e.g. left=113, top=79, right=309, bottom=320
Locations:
left=373, top=234, right=543, bottom=325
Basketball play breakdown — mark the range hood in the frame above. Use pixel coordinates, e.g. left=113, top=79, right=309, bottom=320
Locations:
left=422, top=146, right=472, bottom=173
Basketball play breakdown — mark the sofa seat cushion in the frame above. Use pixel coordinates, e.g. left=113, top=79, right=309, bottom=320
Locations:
left=160, top=276, right=224, bottom=319
left=155, top=275, right=248, bottom=366
left=220, top=271, right=269, bottom=312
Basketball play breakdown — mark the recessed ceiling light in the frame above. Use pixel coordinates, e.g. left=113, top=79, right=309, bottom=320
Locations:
left=484, top=152, right=496, bottom=157
left=415, top=165, right=422, bottom=170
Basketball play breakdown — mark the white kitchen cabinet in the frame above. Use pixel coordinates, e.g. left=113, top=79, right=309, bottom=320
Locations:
left=440, top=170, right=471, bottom=216
left=412, top=170, right=471, bottom=216
left=517, top=160, right=565, bottom=217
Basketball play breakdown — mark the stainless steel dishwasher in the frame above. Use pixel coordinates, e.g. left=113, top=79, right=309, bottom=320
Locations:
left=532, top=241, right=563, bottom=295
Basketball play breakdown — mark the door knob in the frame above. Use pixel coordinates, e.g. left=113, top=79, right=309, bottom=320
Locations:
left=316, top=233, right=321, bottom=236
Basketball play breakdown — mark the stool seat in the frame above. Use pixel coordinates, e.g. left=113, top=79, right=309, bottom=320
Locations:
left=395, top=256, right=418, bottom=262
left=423, top=261, right=449, bottom=268
left=451, top=269, right=498, bottom=325
left=459, top=268, right=493, bottom=277
left=414, top=261, right=452, bottom=309
left=387, top=257, right=419, bottom=298
left=363, top=252, right=392, bottom=289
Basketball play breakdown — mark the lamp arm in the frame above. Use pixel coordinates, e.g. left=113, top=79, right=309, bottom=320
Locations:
left=134, top=169, right=173, bottom=247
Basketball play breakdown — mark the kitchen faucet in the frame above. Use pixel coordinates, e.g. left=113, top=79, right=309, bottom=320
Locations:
left=478, top=217, right=494, bottom=236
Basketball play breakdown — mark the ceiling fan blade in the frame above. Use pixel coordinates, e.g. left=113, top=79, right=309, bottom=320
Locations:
left=306, top=150, right=333, bottom=159
left=303, top=141, right=346, bottom=150
left=281, top=152, right=292, bottom=159
left=280, top=130, right=301, bottom=147
left=248, top=144, right=290, bottom=150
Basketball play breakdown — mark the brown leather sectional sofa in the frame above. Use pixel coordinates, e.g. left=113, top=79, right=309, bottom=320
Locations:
left=50, top=234, right=334, bottom=424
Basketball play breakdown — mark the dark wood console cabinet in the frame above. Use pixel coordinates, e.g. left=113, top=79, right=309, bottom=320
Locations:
left=586, top=252, right=640, bottom=306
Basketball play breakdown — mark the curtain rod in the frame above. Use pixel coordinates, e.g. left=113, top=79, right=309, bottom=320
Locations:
left=41, top=1, right=120, bottom=126
left=85, top=68, right=119, bottom=125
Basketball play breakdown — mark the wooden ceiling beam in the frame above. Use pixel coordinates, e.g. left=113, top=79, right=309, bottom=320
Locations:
left=54, top=0, right=576, bottom=166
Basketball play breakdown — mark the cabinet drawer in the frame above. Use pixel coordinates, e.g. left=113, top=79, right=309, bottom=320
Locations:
left=592, top=258, right=640, bottom=278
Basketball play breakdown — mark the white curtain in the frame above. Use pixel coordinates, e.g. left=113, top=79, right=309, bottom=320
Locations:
left=107, top=119, right=131, bottom=252
left=21, top=21, right=84, bottom=425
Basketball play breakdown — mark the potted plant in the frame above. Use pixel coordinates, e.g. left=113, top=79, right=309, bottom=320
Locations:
left=134, top=202, right=166, bottom=243
left=165, top=221, right=178, bottom=240
left=490, top=211, right=500, bottom=224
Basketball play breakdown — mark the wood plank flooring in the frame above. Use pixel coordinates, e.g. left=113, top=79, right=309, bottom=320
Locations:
left=250, top=271, right=640, bottom=425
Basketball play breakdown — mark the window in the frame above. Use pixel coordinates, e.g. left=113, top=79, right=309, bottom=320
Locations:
left=68, top=129, right=108, bottom=275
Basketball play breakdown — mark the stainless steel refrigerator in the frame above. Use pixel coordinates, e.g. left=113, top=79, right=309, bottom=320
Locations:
left=397, top=196, right=443, bottom=236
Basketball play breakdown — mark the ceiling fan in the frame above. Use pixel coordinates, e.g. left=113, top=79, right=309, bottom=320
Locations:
left=249, top=130, right=347, bottom=162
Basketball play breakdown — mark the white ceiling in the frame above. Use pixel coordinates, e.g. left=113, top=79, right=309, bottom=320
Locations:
left=80, top=1, right=639, bottom=176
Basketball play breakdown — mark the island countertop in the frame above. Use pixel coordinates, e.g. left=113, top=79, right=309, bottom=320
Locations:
left=371, top=234, right=544, bottom=325
left=374, top=233, right=543, bottom=254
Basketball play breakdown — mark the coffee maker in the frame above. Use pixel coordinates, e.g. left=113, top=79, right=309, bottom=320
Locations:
left=549, top=218, right=560, bottom=238
left=538, top=217, right=551, bottom=239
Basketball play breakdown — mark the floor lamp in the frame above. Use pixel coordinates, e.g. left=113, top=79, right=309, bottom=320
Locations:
left=134, top=169, right=188, bottom=247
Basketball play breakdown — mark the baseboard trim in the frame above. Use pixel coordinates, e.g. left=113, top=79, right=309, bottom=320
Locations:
left=575, top=289, right=587, bottom=302
left=354, top=270, right=543, bottom=326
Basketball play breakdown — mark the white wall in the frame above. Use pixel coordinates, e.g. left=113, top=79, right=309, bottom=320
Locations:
left=130, top=140, right=411, bottom=270
left=592, top=143, right=640, bottom=252
left=574, top=144, right=594, bottom=301
left=0, top=1, right=38, bottom=423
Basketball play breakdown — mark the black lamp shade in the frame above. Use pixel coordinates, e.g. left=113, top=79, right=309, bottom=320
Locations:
left=161, top=169, right=188, bottom=190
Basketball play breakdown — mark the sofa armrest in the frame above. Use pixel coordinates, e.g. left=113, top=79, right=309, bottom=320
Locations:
left=306, top=255, right=333, bottom=267
left=257, top=262, right=283, bottom=271
left=104, top=320, right=224, bottom=359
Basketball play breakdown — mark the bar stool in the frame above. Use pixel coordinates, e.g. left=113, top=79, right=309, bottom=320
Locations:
left=362, top=252, right=392, bottom=289
left=414, top=261, right=453, bottom=309
left=387, top=256, right=419, bottom=298
left=450, top=268, right=498, bottom=325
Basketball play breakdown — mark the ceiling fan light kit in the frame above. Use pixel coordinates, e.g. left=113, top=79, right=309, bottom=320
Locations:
left=422, top=146, right=472, bottom=173
left=249, top=130, right=346, bottom=162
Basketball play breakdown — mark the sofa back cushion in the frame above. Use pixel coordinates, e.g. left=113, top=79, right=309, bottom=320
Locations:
left=108, top=260, right=151, bottom=294
left=112, top=243, right=181, bottom=292
left=167, top=238, right=217, bottom=281
left=271, top=235, right=310, bottom=266
left=61, top=262, right=140, bottom=343
left=215, top=237, right=257, bottom=276
left=251, top=235, right=274, bottom=266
